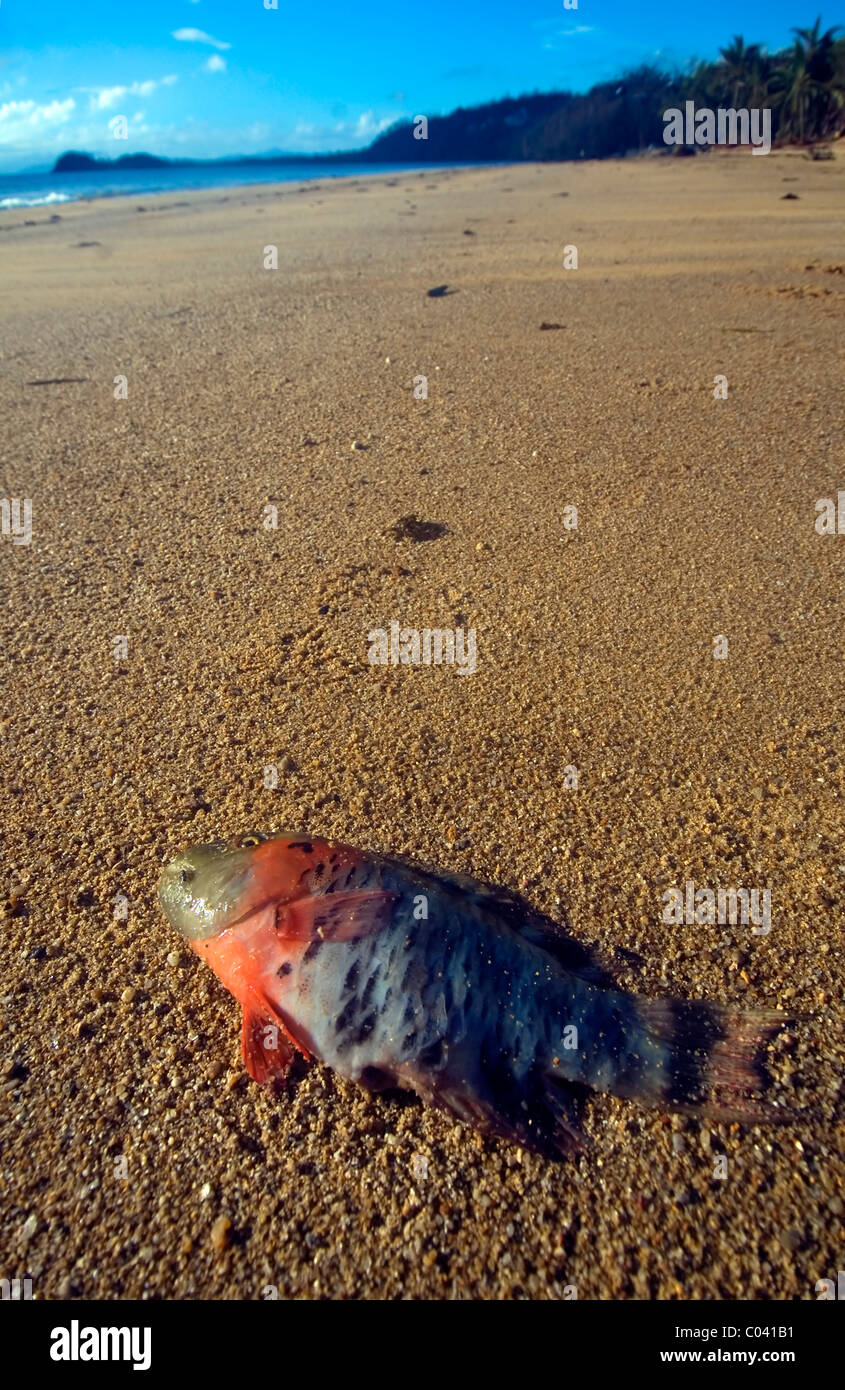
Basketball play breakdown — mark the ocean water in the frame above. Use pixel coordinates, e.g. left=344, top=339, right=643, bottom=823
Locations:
left=0, top=160, right=447, bottom=210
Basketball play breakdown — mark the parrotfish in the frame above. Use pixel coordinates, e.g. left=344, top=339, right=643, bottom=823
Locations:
left=157, top=833, right=789, bottom=1156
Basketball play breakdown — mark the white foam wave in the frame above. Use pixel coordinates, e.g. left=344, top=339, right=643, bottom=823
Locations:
left=0, top=191, right=71, bottom=209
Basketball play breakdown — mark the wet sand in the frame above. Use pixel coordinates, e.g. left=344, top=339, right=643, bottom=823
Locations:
left=0, top=152, right=843, bottom=1300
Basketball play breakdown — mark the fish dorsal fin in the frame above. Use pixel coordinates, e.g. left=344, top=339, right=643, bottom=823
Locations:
left=312, top=848, right=607, bottom=982
left=512, top=916, right=607, bottom=981
left=278, top=889, right=397, bottom=943
left=384, top=856, right=528, bottom=916
left=398, top=859, right=606, bottom=982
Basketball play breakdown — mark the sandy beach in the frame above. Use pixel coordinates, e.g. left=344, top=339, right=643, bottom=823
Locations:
left=1, top=151, right=843, bottom=1300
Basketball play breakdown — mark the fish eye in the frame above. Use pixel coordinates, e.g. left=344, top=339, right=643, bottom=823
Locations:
left=239, top=833, right=264, bottom=849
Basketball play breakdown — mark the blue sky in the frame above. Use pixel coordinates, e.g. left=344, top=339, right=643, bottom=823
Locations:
left=0, top=1, right=834, bottom=171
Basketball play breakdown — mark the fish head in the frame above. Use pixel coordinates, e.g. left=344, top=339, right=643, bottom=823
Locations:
left=158, top=832, right=319, bottom=942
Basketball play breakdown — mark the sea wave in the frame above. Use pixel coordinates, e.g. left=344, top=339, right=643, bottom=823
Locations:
left=0, top=191, right=71, bottom=209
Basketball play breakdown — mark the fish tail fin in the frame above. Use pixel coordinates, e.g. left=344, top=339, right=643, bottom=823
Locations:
left=634, top=996, right=793, bottom=1124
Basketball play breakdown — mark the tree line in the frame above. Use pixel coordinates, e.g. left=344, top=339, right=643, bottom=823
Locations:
left=365, top=17, right=844, bottom=162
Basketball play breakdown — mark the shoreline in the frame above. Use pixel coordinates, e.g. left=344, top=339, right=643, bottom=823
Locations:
left=0, top=159, right=494, bottom=216
left=0, top=142, right=833, bottom=215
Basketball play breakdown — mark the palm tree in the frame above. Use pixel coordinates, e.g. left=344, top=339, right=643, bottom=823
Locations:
left=784, top=16, right=844, bottom=140
left=782, top=58, right=814, bottom=140
left=792, top=16, right=842, bottom=82
left=833, top=37, right=845, bottom=134
left=684, top=58, right=720, bottom=109
left=778, top=17, right=839, bottom=141
left=747, top=50, right=775, bottom=110
left=719, top=36, right=761, bottom=107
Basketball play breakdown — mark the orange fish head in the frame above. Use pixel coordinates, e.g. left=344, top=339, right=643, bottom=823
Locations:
left=157, top=832, right=329, bottom=942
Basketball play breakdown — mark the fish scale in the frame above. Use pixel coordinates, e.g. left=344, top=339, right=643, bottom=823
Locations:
left=158, top=833, right=792, bottom=1157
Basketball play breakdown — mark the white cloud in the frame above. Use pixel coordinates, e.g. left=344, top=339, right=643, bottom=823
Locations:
left=203, top=55, right=226, bottom=74
left=289, top=110, right=397, bottom=152
left=172, top=28, right=231, bottom=50
left=91, top=85, right=125, bottom=110
left=0, top=93, right=396, bottom=170
left=0, top=97, right=75, bottom=130
left=87, top=76, right=178, bottom=111
left=542, top=24, right=598, bottom=50
left=0, top=98, right=76, bottom=156
left=533, top=17, right=596, bottom=32
left=545, top=26, right=595, bottom=44
left=330, top=111, right=395, bottom=139
left=352, top=111, right=394, bottom=139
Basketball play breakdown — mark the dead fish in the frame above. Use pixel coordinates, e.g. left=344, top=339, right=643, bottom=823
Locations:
left=158, top=834, right=791, bottom=1156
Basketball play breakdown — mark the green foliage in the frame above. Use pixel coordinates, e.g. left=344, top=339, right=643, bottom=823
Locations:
left=364, top=17, right=845, bottom=162
left=655, top=17, right=845, bottom=146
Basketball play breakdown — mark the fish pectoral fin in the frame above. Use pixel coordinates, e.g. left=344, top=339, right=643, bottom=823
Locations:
left=241, top=998, right=303, bottom=1084
left=279, top=889, right=397, bottom=943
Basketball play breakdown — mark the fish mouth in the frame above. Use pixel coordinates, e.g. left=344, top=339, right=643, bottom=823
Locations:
left=157, top=839, right=261, bottom=941
left=158, top=831, right=314, bottom=942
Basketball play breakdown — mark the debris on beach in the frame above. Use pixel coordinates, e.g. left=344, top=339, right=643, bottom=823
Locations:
left=159, top=834, right=793, bottom=1159
left=389, top=515, right=448, bottom=543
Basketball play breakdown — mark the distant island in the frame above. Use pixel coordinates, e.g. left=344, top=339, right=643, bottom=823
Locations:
left=54, top=152, right=175, bottom=172
left=52, top=148, right=352, bottom=174
left=53, top=20, right=844, bottom=174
